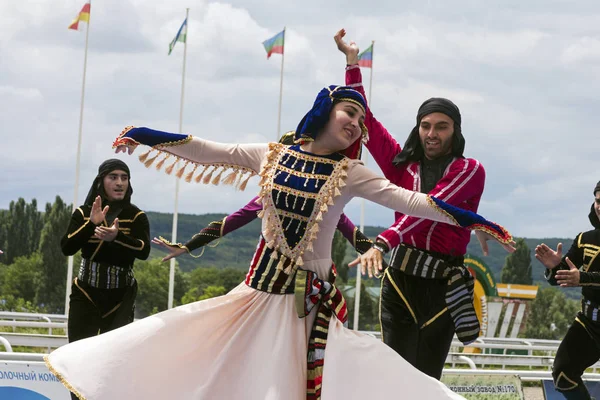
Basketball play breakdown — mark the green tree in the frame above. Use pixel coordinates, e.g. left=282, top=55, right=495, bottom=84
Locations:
left=346, top=279, right=378, bottom=331
left=0, top=253, right=42, bottom=303
left=0, top=295, right=44, bottom=313
left=35, top=196, right=71, bottom=312
left=182, top=285, right=227, bottom=304
left=187, top=267, right=246, bottom=294
left=180, top=267, right=245, bottom=305
left=331, top=231, right=348, bottom=282
left=0, top=210, right=9, bottom=263
left=3, top=198, right=43, bottom=264
left=501, top=237, right=533, bottom=284
left=26, top=199, right=44, bottom=253
left=134, top=258, right=188, bottom=317
left=524, top=287, right=579, bottom=339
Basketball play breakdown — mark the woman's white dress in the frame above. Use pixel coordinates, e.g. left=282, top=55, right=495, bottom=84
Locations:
left=46, top=137, right=467, bottom=399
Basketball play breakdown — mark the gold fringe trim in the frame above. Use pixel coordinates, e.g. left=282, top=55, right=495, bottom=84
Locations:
left=425, top=195, right=459, bottom=226
left=144, top=153, right=158, bottom=168
left=195, top=165, right=209, bottom=183
left=284, top=260, right=294, bottom=274
left=138, top=149, right=151, bottom=163
left=165, top=159, right=178, bottom=175
left=189, top=247, right=206, bottom=259
left=222, top=169, right=238, bottom=186
left=276, top=255, right=286, bottom=270
left=185, top=164, right=198, bottom=182
left=239, top=173, right=252, bottom=191
left=212, top=168, right=225, bottom=185
left=155, top=155, right=169, bottom=170
left=235, top=170, right=247, bottom=188
left=203, top=167, right=215, bottom=184
left=176, top=162, right=189, bottom=179
left=119, top=125, right=136, bottom=138
left=44, top=355, right=87, bottom=400
left=123, top=126, right=258, bottom=190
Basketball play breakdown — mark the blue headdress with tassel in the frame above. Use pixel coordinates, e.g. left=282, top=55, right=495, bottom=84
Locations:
left=294, top=85, right=368, bottom=159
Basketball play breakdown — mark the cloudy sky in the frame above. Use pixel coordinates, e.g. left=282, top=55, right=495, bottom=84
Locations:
left=1, top=0, right=599, bottom=239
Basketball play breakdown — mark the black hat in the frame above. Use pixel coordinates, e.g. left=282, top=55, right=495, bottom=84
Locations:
left=393, top=97, right=465, bottom=165
left=83, top=159, right=132, bottom=206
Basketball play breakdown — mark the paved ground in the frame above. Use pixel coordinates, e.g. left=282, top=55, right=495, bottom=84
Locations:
left=523, top=386, right=544, bottom=400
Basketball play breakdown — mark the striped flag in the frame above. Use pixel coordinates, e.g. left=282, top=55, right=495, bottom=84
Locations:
left=358, top=44, right=373, bottom=68
left=262, top=29, right=285, bottom=59
left=68, top=2, right=91, bottom=31
left=168, top=18, right=187, bottom=55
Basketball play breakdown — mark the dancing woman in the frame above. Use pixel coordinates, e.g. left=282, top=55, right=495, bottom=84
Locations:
left=46, top=84, right=513, bottom=400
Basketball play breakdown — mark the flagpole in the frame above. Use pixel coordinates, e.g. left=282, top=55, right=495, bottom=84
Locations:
left=168, top=8, right=189, bottom=309
left=353, top=40, right=374, bottom=331
left=276, top=27, right=285, bottom=141
left=65, top=6, right=92, bottom=315
left=367, top=41, right=374, bottom=104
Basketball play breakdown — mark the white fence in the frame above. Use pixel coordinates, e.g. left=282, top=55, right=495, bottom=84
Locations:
left=2, top=312, right=600, bottom=382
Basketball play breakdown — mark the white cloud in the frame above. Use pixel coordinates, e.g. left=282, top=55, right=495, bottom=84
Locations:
left=561, top=36, right=600, bottom=64
left=1, top=0, right=600, bottom=240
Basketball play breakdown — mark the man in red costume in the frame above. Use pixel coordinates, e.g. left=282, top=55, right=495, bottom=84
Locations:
left=337, top=29, right=487, bottom=379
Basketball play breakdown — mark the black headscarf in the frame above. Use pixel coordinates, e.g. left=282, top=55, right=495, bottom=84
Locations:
left=589, top=181, right=600, bottom=229
left=84, top=160, right=133, bottom=223
left=393, top=97, right=466, bottom=166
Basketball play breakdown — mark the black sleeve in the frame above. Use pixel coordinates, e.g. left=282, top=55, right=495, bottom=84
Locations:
left=579, top=270, right=600, bottom=285
left=60, top=208, right=96, bottom=256
left=578, top=232, right=600, bottom=285
left=183, top=219, right=226, bottom=253
left=352, top=228, right=374, bottom=255
left=545, top=234, right=583, bottom=286
left=113, top=211, right=151, bottom=260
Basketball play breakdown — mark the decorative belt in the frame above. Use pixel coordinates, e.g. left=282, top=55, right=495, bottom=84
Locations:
left=389, top=244, right=479, bottom=345
left=78, top=258, right=135, bottom=289
left=245, top=236, right=347, bottom=400
left=582, top=298, right=600, bottom=322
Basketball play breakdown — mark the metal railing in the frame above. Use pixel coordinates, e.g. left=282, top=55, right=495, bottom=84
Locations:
left=1, top=312, right=599, bottom=382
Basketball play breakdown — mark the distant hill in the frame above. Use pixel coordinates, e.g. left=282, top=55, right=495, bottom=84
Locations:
left=147, top=211, right=261, bottom=271
left=147, top=211, right=579, bottom=296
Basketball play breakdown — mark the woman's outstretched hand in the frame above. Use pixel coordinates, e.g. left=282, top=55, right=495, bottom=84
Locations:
left=475, top=230, right=516, bottom=256
left=151, top=237, right=188, bottom=261
left=115, top=144, right=136, bottom=155
left=348, top=247, right=383, bottom=278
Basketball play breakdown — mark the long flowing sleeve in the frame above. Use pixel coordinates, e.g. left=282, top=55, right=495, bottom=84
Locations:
left=345, top=160, right=511, bottom=243
left=113, top=126, right=268, bottom=189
